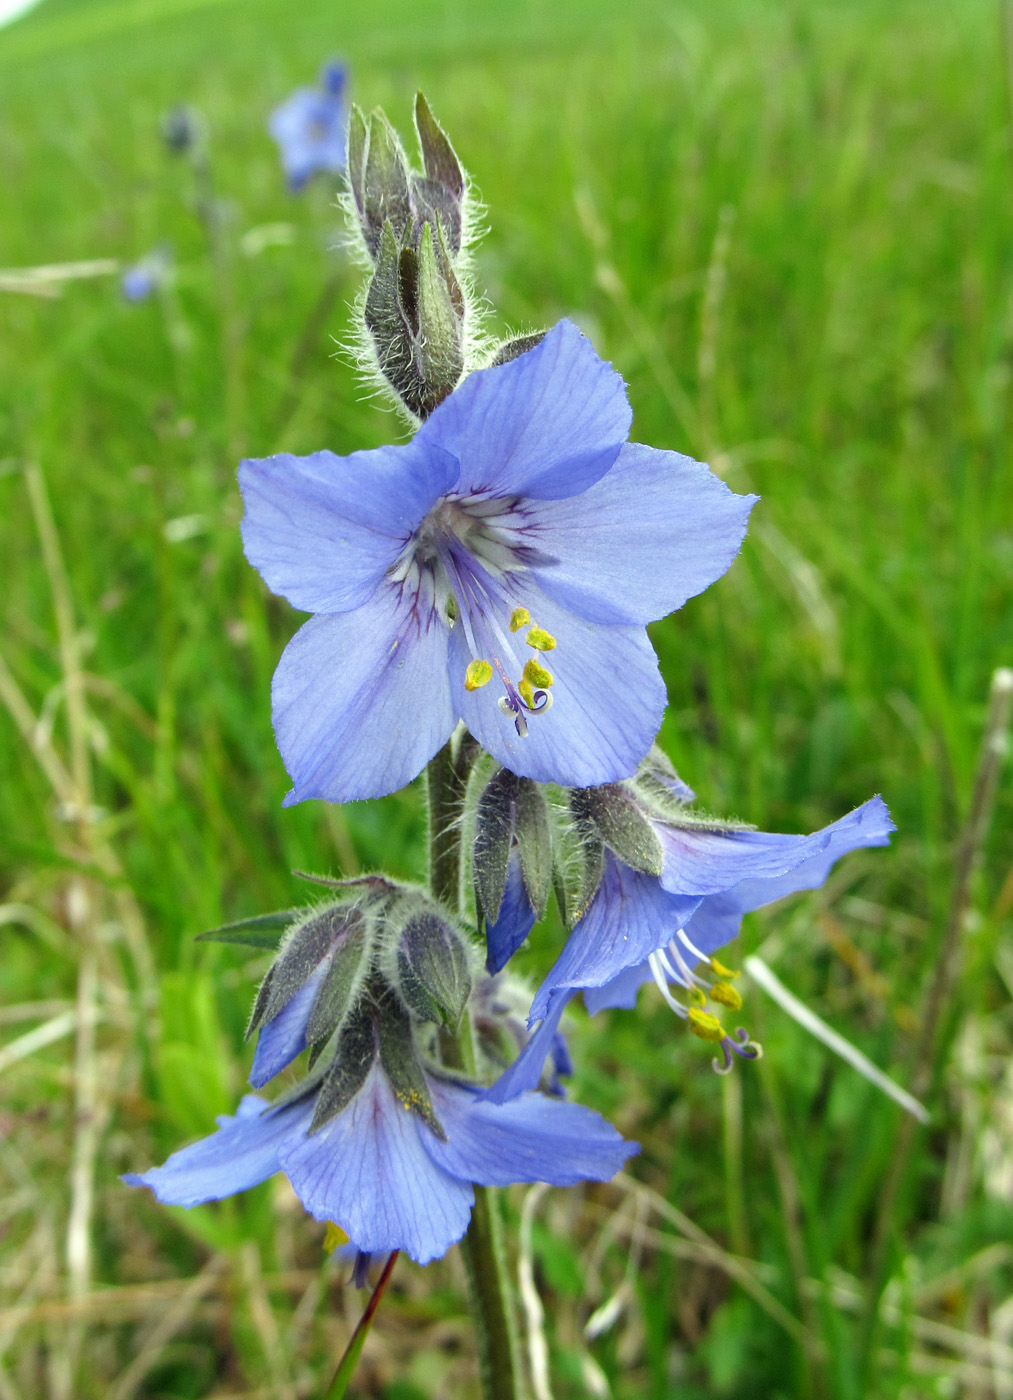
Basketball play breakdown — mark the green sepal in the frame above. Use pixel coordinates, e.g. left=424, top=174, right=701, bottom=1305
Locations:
left=376, top=991, right=445, bottom=1140
left=491, top=331, right=545, bottom=367
left=414, top=92, right=464, bottom=199
left=514, top=780, right=553, bottom=919
left=347, top=104, right=367, bottom=220
left=245, top=904, right=355, bottom=1040
left=362, top=110, right=411, bottom=257
left=415, top=222, right=464, bottom=401
left=473, top=768, right=517, bottom=925
left=195, top=909, right=303, bottom=949
left=306, top=918, right=372, bottom=1049
left=571, top=784, right=664, bottom=877
left=309, top=1003, right=377, bottom=1134
left=365, top=221, right=412, bottom=370
left=395, top=909, right=472, bottom=1028
left=554, top=805, right=605, bottom=928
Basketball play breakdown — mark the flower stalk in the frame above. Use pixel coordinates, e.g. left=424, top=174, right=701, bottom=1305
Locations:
left=426, top=739, right=525, bottom=1400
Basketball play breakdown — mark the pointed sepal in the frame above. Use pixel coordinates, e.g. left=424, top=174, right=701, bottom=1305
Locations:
left=473, top=768, right=518, bottom=925
left=195, top=908, right=304, bottom=950
left=514, top=779, right=553, bottom=919
left=571, top=784, right=664, bottom=877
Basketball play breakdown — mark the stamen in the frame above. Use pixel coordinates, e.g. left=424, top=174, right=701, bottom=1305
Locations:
left=676, top=928, right=710, bottom=963
left=710, top=957, right=740, bottom=980
left=465, top=659, right=493, bottom=691
left=648, top=951, right=689, bottom=1017
left=526, top=626, right=556, bottom=651
left=522, top=657, right=553, bottom=689
left=509, top=607, right=530, bottom=632
left=665, top=938, right=706, bottom=990
left=710, top=981, right=743, bottom=1010
left=687, top=1007, right=725, bottom=1042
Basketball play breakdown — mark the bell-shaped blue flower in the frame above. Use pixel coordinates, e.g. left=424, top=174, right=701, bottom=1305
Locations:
left=124, top=1065, right=637, bottom=1266
left=485, top=795, right=894, bottom=1101
left=239, top=320, right=756, bottom=803
left=269, top=62, right=348, bottom=190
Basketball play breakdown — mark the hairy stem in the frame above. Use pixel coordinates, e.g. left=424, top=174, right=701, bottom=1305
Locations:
left=426, top=737, right=526, bottom=1400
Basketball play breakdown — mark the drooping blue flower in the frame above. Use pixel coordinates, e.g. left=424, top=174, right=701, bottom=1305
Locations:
left=124, top=1062, right=637, bottom=1266
left=269, top=61, right=348, bottom=190
left=239, top=320, right=756, bottom=803
left=485, top=795, right=895, bottom=1101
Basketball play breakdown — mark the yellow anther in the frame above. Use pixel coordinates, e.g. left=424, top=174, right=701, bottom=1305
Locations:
left=710, top=958, right=739, bottom=979
left=522, top=657, right=554, bottom=689
left=509, top=607, right=531, bottom=632
left=518, top=678, right=535, bottom=708
left=688, top=985, right=708, bottom=1005
left=526, top=626, right=556, bottom=651
left=323, top=1221, right=349, bottom=1254
left=465, top=659, right=493, bottom=691
left=710, top=981, right=743, bottom=1011
left=687, top=1008, right=725, bottom=1043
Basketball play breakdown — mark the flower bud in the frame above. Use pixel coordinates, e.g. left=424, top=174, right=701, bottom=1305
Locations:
left=394, top=908, right=473, bottom=1028
left=473, top=768, right=553, bottom=928
left=246, top=902, right=371, bottom=1051
left=364, top=220, right=464, bottom=418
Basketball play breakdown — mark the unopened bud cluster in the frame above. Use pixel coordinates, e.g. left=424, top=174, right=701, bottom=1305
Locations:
left=346, top=95, right=470, bottom=420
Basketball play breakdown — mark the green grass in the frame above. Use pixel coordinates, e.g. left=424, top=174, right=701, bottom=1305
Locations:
left=1, top=0, right=1012, bottom=1396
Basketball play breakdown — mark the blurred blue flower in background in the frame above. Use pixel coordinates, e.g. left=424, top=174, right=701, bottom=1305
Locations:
left=269, top=61, right=348, bottom=190
left=120, top=247, right=171, bottom=301
left=239, top=320, right=756, bottom=803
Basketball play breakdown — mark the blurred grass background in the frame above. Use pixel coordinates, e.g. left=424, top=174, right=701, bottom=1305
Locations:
left=1, top=0, right=1012, bottom=1395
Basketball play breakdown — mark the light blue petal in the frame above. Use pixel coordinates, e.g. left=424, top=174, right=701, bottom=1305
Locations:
left=123, top=1095, right=313, bottom=1207
left=278, top=1066, right=474, bottom=1266
left=658, top=826, right=832, bottom=896
left=529, top=854, right=701, bottom=1022
left=426, top=1079, right=637, bottom=1185
left=485, top=849, right=536, bottom=974
left=421, top=320, right=631, bottom=501
left=529, top=443, right=757, bottom=624
left=239, top=442, right=458, bottom=615
left=451, top=585, right=665, bottom=788
left=682, top=796, right=895, bottom=953
left=249, top=962, right=328, bottom=1088
left=273, top=586, right=457, bottom=804
left=480, top=989, right=575, bottom=1104
left=659, top=796, right=895, bottom=899
left=584, top=963, right=652, bottom=1014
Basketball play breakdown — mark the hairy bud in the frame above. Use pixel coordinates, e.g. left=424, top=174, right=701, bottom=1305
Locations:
left=349, top=94, right=472, bottom=420
left=395, top=908, right=473, bottom=1028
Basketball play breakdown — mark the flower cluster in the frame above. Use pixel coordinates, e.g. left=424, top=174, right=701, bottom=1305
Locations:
left=128, top=95, right=894, bottom=1276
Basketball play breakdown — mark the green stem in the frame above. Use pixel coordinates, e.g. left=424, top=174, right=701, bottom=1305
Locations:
left=426, top=738, right=526, bottom=1400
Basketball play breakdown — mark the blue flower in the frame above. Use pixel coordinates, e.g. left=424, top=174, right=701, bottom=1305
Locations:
left=121, top=247, right=171, bottom=302
left=239, top=320, right=756, bottom=803
left=485, top=795, right=895, bottom=1101
left=124, top=1065, right=637, bottom=1266
left=269, top=62, right=347, bottom=190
